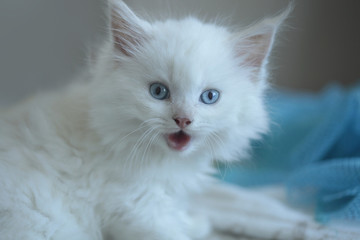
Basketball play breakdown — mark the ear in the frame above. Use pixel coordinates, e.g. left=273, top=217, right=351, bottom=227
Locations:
left=110, top=0, right=148, bottom=57
left=233, top=7, right=291, bottom=73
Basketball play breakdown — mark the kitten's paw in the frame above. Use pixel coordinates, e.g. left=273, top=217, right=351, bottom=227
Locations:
left=189, top=183, right=360, bottom=240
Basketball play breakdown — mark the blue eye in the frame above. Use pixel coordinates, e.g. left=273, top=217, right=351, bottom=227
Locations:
left=149, top=83, right=170, bottom=100
left=200, top=89, right=220, bottom=104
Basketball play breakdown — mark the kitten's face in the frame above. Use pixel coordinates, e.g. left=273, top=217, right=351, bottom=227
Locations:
left=91, top=1, right=283, bottom=164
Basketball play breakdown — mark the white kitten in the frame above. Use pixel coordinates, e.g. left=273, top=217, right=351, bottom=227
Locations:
left=0, top=1, right=286, bottom=239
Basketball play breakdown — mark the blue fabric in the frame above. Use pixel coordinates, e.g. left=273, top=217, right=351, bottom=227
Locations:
left=222, top=84, right=360, bottom=223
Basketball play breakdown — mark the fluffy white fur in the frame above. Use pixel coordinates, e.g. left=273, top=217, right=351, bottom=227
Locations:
left=0, top=1, right=286, bottom=239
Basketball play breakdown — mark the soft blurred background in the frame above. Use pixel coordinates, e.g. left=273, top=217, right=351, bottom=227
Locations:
left=0, top=0, right=359, bottom=106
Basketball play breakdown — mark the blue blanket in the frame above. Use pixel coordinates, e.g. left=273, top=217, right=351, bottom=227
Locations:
left=223, top=84, right=360, bottom=223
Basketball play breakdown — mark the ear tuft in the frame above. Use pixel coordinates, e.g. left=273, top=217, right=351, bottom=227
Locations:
left=110, top=1, right=148, bottom=57
left=234, top=5, right=292, bottom=73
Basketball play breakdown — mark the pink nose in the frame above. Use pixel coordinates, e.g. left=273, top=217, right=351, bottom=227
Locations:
left=173, top=117, right=192, bottom=129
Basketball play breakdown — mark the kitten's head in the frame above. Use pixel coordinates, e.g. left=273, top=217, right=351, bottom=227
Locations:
left=90, top=1, right=287, bottom=167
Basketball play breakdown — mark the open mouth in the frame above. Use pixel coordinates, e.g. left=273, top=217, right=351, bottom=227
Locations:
left=166, top=130, right=191, bottom=151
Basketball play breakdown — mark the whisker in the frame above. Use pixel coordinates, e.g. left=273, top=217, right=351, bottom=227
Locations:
left=126, top=127, right=155, bottom=170
left=140, top=130, right=160, bottom=169
left=206, top=135, right=224, bottom=180
left=140, top=128, right=156, bottom=166
left=210, top=132, right=226, bottom=150
left=139, top=118, right=163, bottom=126
left=207, top=133, right=229, bottom=179
left=118, top=124, right=148, bottom=144
left=119, top=117, right=165, bottom=171
left=118, top=118, right=163, bottom=144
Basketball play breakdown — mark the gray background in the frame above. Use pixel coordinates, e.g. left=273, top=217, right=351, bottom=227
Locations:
left=1, top=0, right=359, bottom=106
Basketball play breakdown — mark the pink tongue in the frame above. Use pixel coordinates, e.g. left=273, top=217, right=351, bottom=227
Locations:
left=167, top=131, right=191, bottom=151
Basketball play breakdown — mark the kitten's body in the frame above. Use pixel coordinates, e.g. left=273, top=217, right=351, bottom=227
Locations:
left=0, top=1, right=283, bottom=239
left=0, top=78, right=204, bottom=240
